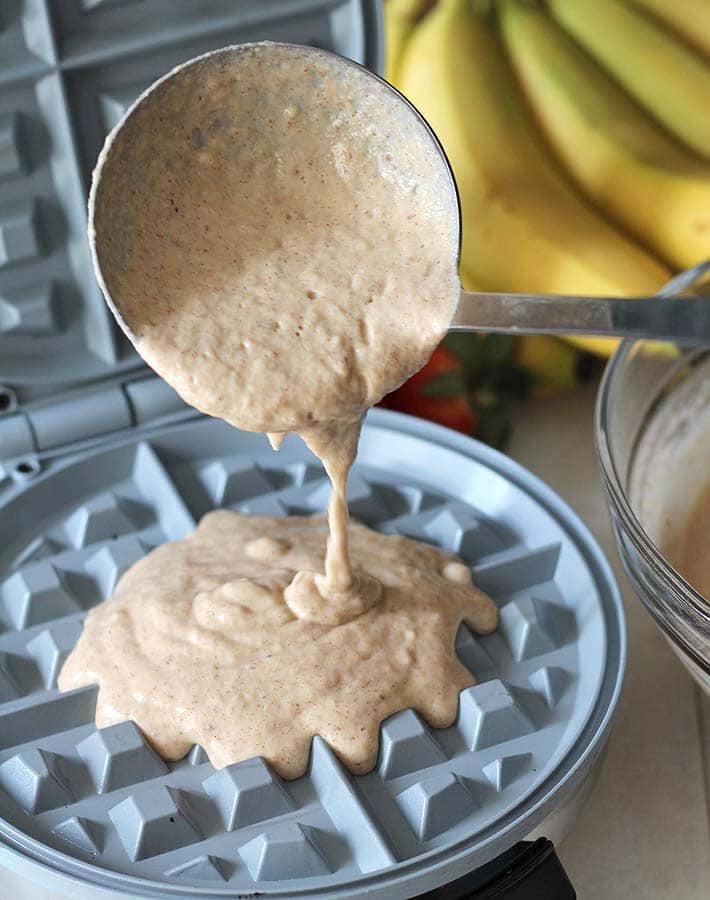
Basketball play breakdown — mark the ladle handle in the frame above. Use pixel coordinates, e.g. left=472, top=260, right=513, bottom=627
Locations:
left=450, top=289, right=710, bottom=344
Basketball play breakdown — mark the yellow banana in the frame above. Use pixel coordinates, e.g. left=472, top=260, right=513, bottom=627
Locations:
left=383, top=0, right=435, bottom=86
left=549, top=0, right=710, bottom=160
left=629, top=0, right=710, bottom=59
left=514, top=335, right=583, bottom=397
left=499, top=0, right=710, bottom=271
left=398, top=0, right=669, bottom=357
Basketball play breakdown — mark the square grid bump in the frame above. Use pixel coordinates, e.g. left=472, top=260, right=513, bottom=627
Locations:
left=0, top=428, right=601, bottom=893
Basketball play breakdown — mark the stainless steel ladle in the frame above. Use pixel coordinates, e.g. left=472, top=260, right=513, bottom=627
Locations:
left=89, top=42, right=710, bottom=347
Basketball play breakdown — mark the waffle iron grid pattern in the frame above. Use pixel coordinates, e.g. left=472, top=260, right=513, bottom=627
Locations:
left=0, top=419, right=607, bottom=894
left=0, top=0, right=380, bottom=401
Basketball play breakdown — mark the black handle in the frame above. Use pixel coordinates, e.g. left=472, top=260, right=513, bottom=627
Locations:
left=417, top=838, right=575, bottom=899
left=470, top=839, right=575, bottom=899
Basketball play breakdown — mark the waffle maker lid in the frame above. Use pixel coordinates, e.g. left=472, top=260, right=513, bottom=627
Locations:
left=0, top=0, right=383, bottom=410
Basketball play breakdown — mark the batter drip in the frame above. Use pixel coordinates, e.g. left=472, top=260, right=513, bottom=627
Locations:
left=61, top=43, right=498, bottom=776
left=88, top=43, right=461, bottom=615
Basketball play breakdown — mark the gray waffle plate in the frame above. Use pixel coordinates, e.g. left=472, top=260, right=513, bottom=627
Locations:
left=0, top=0, right=383, bottom=404
left=0, top=410, right=625, bottom=898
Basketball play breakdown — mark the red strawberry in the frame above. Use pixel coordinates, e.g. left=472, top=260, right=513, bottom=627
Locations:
left=380, top=345, right=478, bottom=435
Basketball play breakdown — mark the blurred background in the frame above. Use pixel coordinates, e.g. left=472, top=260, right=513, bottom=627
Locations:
left=380, top=0, right=710, bottom=446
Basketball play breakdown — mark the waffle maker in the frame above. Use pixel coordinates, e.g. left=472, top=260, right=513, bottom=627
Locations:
left=0, top=2, right=625, bottom=897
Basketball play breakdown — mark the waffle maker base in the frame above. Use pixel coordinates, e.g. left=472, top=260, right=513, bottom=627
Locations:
left=0, top=410, right=625, bottom=899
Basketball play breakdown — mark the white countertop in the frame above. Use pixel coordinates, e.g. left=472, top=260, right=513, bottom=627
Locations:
left=507, top=380, right=710, bottom=899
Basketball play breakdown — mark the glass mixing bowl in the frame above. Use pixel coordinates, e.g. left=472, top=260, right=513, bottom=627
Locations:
left=595, top=260, right=710, bottom=693
left=596, top=267, right=710, bottom=690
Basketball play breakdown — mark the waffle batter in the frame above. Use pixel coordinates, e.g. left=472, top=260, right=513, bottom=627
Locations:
left=667, top=486, right=710, bottom=600
left=61, top=43, right=497, bottom=776
left=631, top=356, right=710, bottom=604
left=88, top=43, right=461, bottom=611
left=60, top=512, right=497, bottom=777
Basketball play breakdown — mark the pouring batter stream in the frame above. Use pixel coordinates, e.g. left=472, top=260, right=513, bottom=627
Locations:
left=60, top=43, right=498, bottom=776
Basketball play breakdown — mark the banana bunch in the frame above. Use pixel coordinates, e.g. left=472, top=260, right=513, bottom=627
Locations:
left=385, top=0, right=710, bottom=365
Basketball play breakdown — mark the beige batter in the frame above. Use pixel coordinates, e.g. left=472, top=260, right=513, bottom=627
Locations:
left=62, top=43, right=497, bottom=777
left=60, top=512, right=497, bottom=778
left=666, top=487, right=710, bottom=600
left=631, top=354, right=710, bottom=602
left=89, top=43, right=460, bottom=609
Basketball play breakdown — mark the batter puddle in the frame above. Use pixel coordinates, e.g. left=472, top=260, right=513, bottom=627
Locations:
left=60, top=512, right=497, bottom=778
